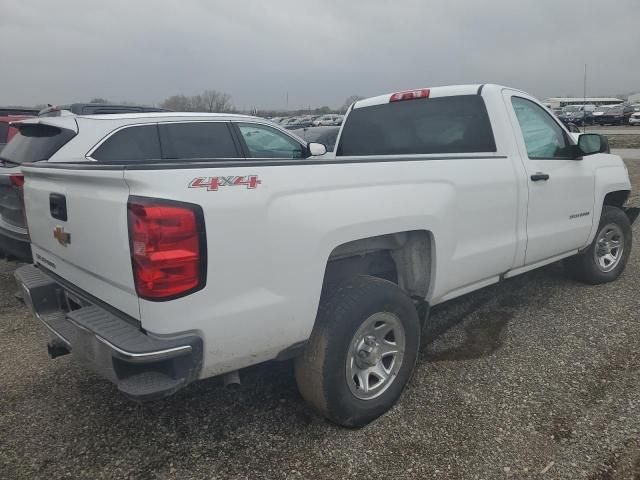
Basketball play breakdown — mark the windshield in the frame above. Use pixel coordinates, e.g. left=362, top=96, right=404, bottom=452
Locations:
left=563, top=106, right=581, bottom=112
left=0, top=124, right=76, bottom=164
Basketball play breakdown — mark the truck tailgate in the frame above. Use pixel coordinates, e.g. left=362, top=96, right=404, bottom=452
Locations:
left=22, top=165, right=139, bottom=320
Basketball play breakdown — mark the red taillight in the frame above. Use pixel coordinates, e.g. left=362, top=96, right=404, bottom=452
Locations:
left=389, top=88, right=430, bottom=102
left=10, top=174, right=24, bottom=187
left=127, top=197, right=206, bottom=300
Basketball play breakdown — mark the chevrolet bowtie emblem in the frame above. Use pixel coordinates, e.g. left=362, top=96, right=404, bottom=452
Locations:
left=53, top=226, right=71, bottom=246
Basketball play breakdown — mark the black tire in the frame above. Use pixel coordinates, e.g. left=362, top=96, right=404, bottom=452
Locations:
left=295, top=275, right=420, bottom=427
left=564, top=206, right=632, bottom=284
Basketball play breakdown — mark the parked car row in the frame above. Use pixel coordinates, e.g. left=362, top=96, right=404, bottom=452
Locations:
left=596, top=104, right=638, bottom=126
left=269, top=113, right=344, bottom=129
left=555, top=103, right=640, bottom=126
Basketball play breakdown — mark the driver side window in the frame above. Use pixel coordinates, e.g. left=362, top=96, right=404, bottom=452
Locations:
left=237, top=123, right=304, bottom=159
left=511, top=97, right=573, bottom=159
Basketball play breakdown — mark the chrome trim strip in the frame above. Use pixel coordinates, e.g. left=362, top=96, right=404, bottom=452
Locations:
left=40, top=319, right=72, bottom=347
left=95, top=335, right=192, bottom=362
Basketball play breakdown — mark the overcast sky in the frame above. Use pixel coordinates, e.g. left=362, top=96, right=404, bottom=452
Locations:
left=1, top=0, right=639, bottom=110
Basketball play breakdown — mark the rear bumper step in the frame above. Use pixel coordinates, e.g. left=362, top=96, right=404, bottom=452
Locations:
left=15, top=264, right=203, bottom=401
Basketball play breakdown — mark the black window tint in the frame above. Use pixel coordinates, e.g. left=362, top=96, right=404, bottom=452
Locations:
left=92, top=125, right=161, bottom=162
left=337, top=95, right=496, bottom=156
left=0, top=122, right=8, bottom=144
left=159, top=122, right=239, bottom=159
left=0, top=124, right=76, bottom=164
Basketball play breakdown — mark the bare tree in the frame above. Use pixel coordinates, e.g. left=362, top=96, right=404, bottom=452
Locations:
left=197, top=90, right=233, bottom=113
left=160, top=90, right=234, bottom=112
left=160, top=95, right=194, bottom=111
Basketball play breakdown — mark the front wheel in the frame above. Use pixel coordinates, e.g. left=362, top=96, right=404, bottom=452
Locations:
left=295, top=275, right=421, bottom=427
left=565, top=206, right=632, bottom=284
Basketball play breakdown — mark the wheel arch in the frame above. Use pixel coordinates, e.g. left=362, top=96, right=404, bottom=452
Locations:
left=322, top=230, right=435, bottom=300
left=603, top=190, right=630, bottom=208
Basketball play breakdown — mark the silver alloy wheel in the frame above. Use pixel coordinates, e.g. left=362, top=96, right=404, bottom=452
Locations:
left=346, top=312, right=406, bottom=400
left=594, top=223, right=624, bottom=272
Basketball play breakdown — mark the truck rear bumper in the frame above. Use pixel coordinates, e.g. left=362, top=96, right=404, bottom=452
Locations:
left=15, top=264, right=203, bottom=401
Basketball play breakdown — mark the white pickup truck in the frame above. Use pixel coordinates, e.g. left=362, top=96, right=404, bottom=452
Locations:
left=13, top=84, right=638, bottom=427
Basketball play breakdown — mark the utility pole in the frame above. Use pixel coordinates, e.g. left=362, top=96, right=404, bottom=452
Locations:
left=583, top=64, right=587, bottom=133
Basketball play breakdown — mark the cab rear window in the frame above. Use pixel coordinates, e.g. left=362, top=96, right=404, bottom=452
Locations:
left=0, top=124, right=76, bottom=164
left=337, top=95, right=496, bottom=156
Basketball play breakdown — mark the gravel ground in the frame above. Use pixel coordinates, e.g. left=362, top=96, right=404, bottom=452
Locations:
left=2, top=155, right=640, bottom=480
left=583, top=126, right=640, bottom=149
left=608, top=136, right=640, bottom=149
left=585, top=126, right=640, bottom=136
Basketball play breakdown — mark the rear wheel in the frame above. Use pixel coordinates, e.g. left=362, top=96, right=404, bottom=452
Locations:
left=295, top=275, right=420, bottom=427
left=565, top=206, right=632, bottom=284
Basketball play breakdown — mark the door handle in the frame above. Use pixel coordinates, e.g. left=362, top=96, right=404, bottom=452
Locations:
left=530, top=173, right=550, bottom=182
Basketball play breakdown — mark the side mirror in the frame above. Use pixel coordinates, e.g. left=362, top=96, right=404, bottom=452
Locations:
left=578, top=133, right=608, bottom=155
left=308, top=142, right=327, bottom=156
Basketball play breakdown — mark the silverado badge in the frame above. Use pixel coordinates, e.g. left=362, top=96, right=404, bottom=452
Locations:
left=53, top=226, right=71, bottom=246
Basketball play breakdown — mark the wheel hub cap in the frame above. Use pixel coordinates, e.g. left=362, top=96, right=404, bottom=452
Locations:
left=594, top=223, right=624, bottom=273
left=346, top=312, right=406, bottom=401
left=356, top=336, right=382, bottom=368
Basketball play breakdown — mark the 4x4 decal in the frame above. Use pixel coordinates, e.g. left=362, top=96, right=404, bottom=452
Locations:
left=189, top=175, right=261, bottom=191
